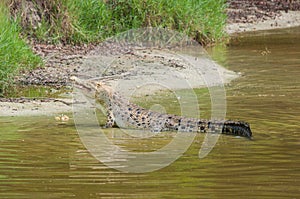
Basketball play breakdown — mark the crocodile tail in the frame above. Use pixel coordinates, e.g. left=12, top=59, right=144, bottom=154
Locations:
left=222, top=120, right=252, bottom=138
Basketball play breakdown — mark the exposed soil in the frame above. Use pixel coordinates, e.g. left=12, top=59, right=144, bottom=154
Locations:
left=16, top=42, right=92, bottom=87
left=227, top=0, right=300, bottom=33
left=227, top=0, right=300, bottom=24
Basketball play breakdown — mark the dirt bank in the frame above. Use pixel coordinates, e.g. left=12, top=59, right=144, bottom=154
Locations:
left=226, top=10, right=300, bottom=34
left=226, top=0, right=300, bottom=33
left=0, top=98, right=73, bottom=117
left=1, top=43, right=238, bottom=117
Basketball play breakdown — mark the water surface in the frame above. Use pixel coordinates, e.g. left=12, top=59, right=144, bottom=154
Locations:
left=1, top=27, right=300, bottom=198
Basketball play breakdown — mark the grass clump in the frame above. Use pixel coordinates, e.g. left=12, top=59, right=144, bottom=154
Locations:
left=72, top=0, right=228, bottom=45
left=9, top=0, right=227, bottom=45
left=104, top=0, right=227, bottom=45
left=67, top=0, right=113, bottom=43
left=0, top=1, right=42, bottom=97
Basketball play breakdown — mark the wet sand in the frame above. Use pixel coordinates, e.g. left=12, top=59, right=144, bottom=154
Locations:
left=226, top=10, right=300, bottom=34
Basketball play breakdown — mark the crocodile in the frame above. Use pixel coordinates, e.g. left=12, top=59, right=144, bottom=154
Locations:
left=71, top=76, right=252, bottom=138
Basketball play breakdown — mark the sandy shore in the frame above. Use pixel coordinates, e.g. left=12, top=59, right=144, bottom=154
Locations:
left=226, top=11, right=300, bottom=34
left=1, top=46, right=238, bottom=117
left=0, top=100, right=73, bottom=117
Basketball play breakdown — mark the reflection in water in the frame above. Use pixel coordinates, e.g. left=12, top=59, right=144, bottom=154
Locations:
left=0, top=27, right=300, bottom=198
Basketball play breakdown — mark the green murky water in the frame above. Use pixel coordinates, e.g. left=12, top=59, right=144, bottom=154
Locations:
left=1, top=27, right=300, bottom=198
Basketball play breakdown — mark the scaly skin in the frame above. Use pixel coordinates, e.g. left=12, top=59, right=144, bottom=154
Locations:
left=71, top=77, right=252, bottom=138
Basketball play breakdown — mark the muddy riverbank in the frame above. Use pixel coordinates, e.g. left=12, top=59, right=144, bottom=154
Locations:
left=227, top=0, right=300, bottom=33
left=226, top=10, right=300, bottom=34
left=1, top=42, right=238, bottom=117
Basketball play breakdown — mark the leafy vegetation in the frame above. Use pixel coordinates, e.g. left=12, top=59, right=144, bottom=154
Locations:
left=0, top=1, right=42, bottom=96
left=9, top=0, right=227, bottom=44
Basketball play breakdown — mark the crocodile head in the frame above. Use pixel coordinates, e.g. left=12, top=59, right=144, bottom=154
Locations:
left=70, top=76, right=113, bottom=102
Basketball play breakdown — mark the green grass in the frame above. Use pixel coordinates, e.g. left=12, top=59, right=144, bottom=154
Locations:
left=108, top=0, right=228, bottom=44
left=0, top=2, right=42, bottom=97
left=66, top=0, right=113, bottom=43
left=69, top=0, right=228, bottom=44
left=11, top=0, right=227, bottom=44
